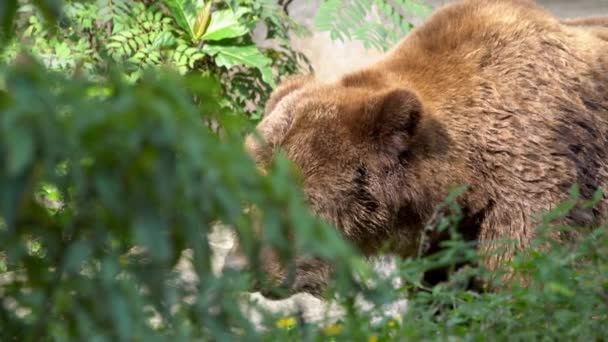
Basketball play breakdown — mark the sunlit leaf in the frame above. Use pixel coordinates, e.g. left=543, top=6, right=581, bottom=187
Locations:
left=200, top=7, right=250, bottom=41
left=164, top=0, right=204, bottom=39
left=202, top=44, right=275, bottom=87
left=192, top=0, right=212, bottom=40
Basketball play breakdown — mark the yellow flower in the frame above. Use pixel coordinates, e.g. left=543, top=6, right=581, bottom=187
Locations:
left=368, top=335, right=379, bottom=342
left=276, top=317, right=297, bottom=329
left=323, top=324, right=343, bottom=336
left=387, top=317, right=401, bottom=329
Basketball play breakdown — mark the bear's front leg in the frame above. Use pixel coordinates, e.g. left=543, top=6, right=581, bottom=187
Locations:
left=257, top=249, right=333, bottom=298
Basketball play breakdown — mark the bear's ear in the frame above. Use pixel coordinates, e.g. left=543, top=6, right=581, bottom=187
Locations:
left=264, top=74, right=313, bottom=117
left=247, top=75, right=313, bottom=166
left=352, top=88, right=422, bottom=154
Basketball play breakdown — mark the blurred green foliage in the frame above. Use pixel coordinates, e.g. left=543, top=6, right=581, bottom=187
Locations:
left=0, top=57, right=363, bottom=340
left=1, top=1, right=608, bottom=341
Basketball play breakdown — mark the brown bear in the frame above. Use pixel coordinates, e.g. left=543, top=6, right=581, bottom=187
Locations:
left=245, top=0, right=608, bottom=295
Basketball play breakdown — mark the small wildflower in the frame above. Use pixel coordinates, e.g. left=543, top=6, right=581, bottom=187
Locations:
left=323, top=324, right=343, bottom=336
left=368, top=335, right=379, bottom=342
left=276, top=316, right=297, bottom=329
left=387, top=317, right=401, bottom=329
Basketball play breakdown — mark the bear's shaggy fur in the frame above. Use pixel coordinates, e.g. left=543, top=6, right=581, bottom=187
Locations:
left=246, top=0, right=608, bottom=295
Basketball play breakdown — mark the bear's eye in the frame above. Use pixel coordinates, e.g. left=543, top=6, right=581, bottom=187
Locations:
left=398, top=149, right=413, bottom=165
left=354, top=166, right=368, bottom=187
left=352, top=165, right=380, bottom=214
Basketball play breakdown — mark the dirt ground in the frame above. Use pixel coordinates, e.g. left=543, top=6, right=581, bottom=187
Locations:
left=285, top=0, right=608, bottom=80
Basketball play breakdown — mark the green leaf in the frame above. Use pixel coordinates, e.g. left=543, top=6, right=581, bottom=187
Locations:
left=314, top=0, right=427, bottom=51
left=0, top=0, right=18, bottom=42
left=106, top=42, right=122, bottom=49
left=193, top=0, right=212, bottom=40
left=201, top=7, right=250, bottom=41
left=203, top=44, right=275, bottom=87
left=54, top=41, right=70, bottom=57
left=111, top=34, right=127, bottom=42
left=152, top=31, right=176, bottom=48
left=546, top=282, right=575, bottom=297
left=164, top=0, right=204, bottom=39
left=188, top=52, right=205, bottom=68
left=6, top=125, right=34, bottom=176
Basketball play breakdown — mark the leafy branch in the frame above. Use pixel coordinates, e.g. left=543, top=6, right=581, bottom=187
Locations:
left=314, top=0, right=432, bottom=51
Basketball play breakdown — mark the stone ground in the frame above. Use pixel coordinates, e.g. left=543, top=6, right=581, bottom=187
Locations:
left=203, top=227, right=408, bottom=330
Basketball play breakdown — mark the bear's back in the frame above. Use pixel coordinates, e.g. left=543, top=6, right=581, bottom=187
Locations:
left=363, top=0, right=608, bottom=224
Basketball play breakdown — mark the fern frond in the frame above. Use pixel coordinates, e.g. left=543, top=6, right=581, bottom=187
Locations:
left=314, top=0, right=432, bottom=51
left=97, top=0, right=130, bottom=31
left=105, top=2, right=177, bottom=72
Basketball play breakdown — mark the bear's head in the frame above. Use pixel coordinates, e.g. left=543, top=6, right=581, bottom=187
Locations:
left=242, top=72, right=451, bottom=295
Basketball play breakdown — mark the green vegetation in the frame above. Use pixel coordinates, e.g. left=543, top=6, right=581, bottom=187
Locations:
left=1, top=1, right=607, bottom=341
left=314, top=0, right=432, bottom=50
left=1, top=0, right=310, bottom=118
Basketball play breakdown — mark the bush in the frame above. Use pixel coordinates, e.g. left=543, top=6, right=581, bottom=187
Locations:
left=0, top=57, right=365, bottom=340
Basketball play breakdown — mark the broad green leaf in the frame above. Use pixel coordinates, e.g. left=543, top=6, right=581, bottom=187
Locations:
left=193, top=0, right=212, bottom=40
left=202, top=44, right=276, bottom=87
left=164, top=1, right=249, bottom=43
left=201, top=7, right=250, bottom=41
left=163, top=0, right=204, bottom=38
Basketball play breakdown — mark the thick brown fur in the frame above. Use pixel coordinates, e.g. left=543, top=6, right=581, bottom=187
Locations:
left=245, top=0, right=608, bottom=295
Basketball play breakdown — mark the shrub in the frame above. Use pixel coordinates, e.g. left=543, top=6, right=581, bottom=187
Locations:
left=0, top=57, right=365, bottom=340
